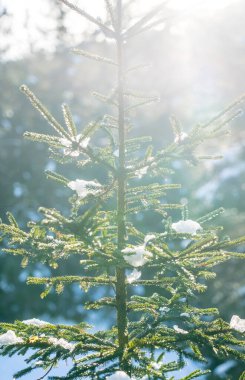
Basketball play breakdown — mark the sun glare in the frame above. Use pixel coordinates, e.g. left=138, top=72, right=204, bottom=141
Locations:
left=125, top=0, right=238, bottom=15
left=1, top=0, right=240, bottom=60
left=169, top=0, right=237, bottom=11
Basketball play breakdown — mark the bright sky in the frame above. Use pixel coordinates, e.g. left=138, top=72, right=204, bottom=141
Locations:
left=1, top=0, right=239, bottom=60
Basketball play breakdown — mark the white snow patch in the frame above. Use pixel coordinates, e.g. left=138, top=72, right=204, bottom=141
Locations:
left=68, top=179, right=102, bottom=198
left=135, top=166, right=148, bottom=179
left=230, top=315, right=245, bottom=333
left=174, top=132, right=188, bottom=143
left=152, top=362, right=161, bottom=370
left=172, top=219, right=202, bottom=235
left=48, top=337, right=75, bottom=352
left=22, top=318, right=51, bottom=327
left=144, top=234, right=156, bottom=244
left=126, top=269, right=141, bottom=284
left=122, top=245, right=152, bottom=267
left=173, top=325, right=188, bottom=334
left=113, top=149, right=119, bottom=157
left=180, top=313, right=190, bottom=318
left=159, top=306, right=170, bottom=313
left=0, top=330, right=23, bottom=345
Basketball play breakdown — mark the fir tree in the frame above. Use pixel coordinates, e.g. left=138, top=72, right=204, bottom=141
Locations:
left=0, top=1, right=244, bottom=379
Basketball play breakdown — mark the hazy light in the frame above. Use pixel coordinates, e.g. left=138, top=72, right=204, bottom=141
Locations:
left=0, top=0, right=240, bottom=60
left=169, top=0, right=237, bottom=11
left=128, top=0, right=238, bottom=15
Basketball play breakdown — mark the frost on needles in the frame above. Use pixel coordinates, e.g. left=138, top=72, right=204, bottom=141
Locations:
left=0, top=1, right=245, bottom=379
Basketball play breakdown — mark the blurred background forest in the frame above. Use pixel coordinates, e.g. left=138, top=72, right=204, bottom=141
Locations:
left=0, top=0, right=244, bottom=378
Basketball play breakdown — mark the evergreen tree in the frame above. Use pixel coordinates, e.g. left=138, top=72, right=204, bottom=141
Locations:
left=0, top=1, right=244, bottom=379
